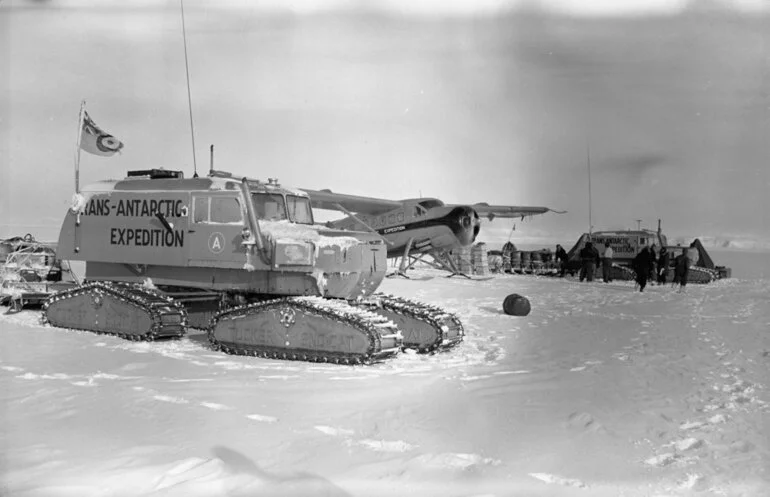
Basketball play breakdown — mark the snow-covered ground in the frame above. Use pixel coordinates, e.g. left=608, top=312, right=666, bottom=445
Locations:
left=1, top=257, right=769, bottom=496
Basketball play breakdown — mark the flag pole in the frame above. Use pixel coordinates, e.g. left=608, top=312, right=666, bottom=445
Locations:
left=74, top=100, right=86, bottom=193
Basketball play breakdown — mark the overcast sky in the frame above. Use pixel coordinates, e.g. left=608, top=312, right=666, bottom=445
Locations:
left=1, top=0, right=768, bottom=248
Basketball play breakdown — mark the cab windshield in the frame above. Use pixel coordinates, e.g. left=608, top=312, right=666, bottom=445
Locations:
left=251, top=193, right=314, bottom=224
left=286, top=195, right=313, bottom=225
left=252, top=193, right=287, bottom=221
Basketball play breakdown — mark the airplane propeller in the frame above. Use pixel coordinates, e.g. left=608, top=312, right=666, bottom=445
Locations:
left=451, top=206, right=481, bottom=247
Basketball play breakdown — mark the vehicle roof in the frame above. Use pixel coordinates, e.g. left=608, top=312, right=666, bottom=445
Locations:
left=591, top=230, right=662, bottom=237
left=80, top=172, right=308, bottom=197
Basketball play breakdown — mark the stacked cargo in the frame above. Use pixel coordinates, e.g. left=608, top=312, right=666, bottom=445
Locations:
left=520, top=251, right=531, bottom=273
left=455, top=246, right=472, bottom=274
left=471, top=242, right=489, bottom=276
left=530, top=250, right=543, bottom=273
left=510, top=250, right=522, bottom=272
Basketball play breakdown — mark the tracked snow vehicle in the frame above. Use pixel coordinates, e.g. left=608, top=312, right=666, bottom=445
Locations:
left=564, top=221, right=729, bottom=283
left=42, top=169, right=463, bottom=364
left=1, top=234, right=79, bottom=311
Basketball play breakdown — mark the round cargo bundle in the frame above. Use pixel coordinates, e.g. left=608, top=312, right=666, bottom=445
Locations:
left=503, top=293, right=531, bottom=316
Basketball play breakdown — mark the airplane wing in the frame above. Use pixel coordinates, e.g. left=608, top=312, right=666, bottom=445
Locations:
left=301, top=188, right=402, bottom=216
left=468, top=203, right=567, bottom=221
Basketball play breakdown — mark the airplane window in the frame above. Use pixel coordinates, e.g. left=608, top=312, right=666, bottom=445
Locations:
left=210, top=197, right=242, bottom=224
left=252, top=193, right=287, bottom=221
left=286, top=195, right=314, bottom=225
left=418, top=199, right=444, bottom=209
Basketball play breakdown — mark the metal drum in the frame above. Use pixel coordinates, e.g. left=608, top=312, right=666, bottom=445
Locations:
left=520, top=251, right=531, bottom=273
left=511, top=251, right=521, bottom=268
left=529, top=251, right=543, bottom=273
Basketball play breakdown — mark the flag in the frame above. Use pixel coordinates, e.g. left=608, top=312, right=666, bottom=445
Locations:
left=80, top=111, right=124, bottom=157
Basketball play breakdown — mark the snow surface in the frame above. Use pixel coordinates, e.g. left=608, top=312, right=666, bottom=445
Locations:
left=1, top=260, right=769, bottom=496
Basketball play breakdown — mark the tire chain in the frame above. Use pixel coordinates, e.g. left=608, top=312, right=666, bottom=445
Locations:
left=41, top=281, right=188, bottom=341
left=628, top=266, right=718, bottom=284
left=688, top=266, right=718, bottom=284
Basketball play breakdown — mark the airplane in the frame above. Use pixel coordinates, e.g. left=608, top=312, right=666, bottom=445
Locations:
left=300, top=188, right=564, bottom=277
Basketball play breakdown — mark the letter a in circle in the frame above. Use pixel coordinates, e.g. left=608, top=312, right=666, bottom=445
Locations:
left=208, top=232, right=225, bottom=254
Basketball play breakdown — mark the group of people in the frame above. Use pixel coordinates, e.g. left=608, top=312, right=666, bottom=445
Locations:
left=553, top=241, right=692, bottom=293
left=551, top=241, right=610, bottom=282
left=567, top=241, right=614, bottom=283
left=630, top=244, right=691, bottom=292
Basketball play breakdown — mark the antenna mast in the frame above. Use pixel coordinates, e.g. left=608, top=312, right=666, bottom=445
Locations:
left=587, top=142, right=593, bottom=237
left=180, top=0, right=198, bottom=178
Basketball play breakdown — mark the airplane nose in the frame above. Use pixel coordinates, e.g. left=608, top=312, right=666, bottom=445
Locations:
left=452, top=207, right=481, bottom=247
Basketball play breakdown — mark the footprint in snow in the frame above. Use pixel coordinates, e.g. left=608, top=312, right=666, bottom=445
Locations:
left=314, top=425, right=355, bottom=437
left=246, top=414, right=278, bottom=423
left=348, top=439, right=418, bottom=453
left=529, top=472, right=587, bottom=488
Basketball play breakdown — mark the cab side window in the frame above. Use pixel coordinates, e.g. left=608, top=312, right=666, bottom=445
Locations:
left=193, top=196, right=242, bottom=224
left=193, top=196, right=208, bottom=223
left=211, top=197, right=241, bottom=223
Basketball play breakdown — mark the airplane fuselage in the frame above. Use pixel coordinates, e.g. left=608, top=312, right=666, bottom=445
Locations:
left=326, top=200, right=479, bottom=258
left=302, top=186, right=560, bottom=275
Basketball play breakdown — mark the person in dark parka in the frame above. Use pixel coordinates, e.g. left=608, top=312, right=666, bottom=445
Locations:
left=555, top=244, right=569, bottom=277
left=674, top=249, right=690, bottom=292
left=648, top=244, right=658, bottom=285
left=579, top=241, right=600, bottom=282
left=632, top=246, right=653, bottom=292
left=657, top=246, right=670, bottom=284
